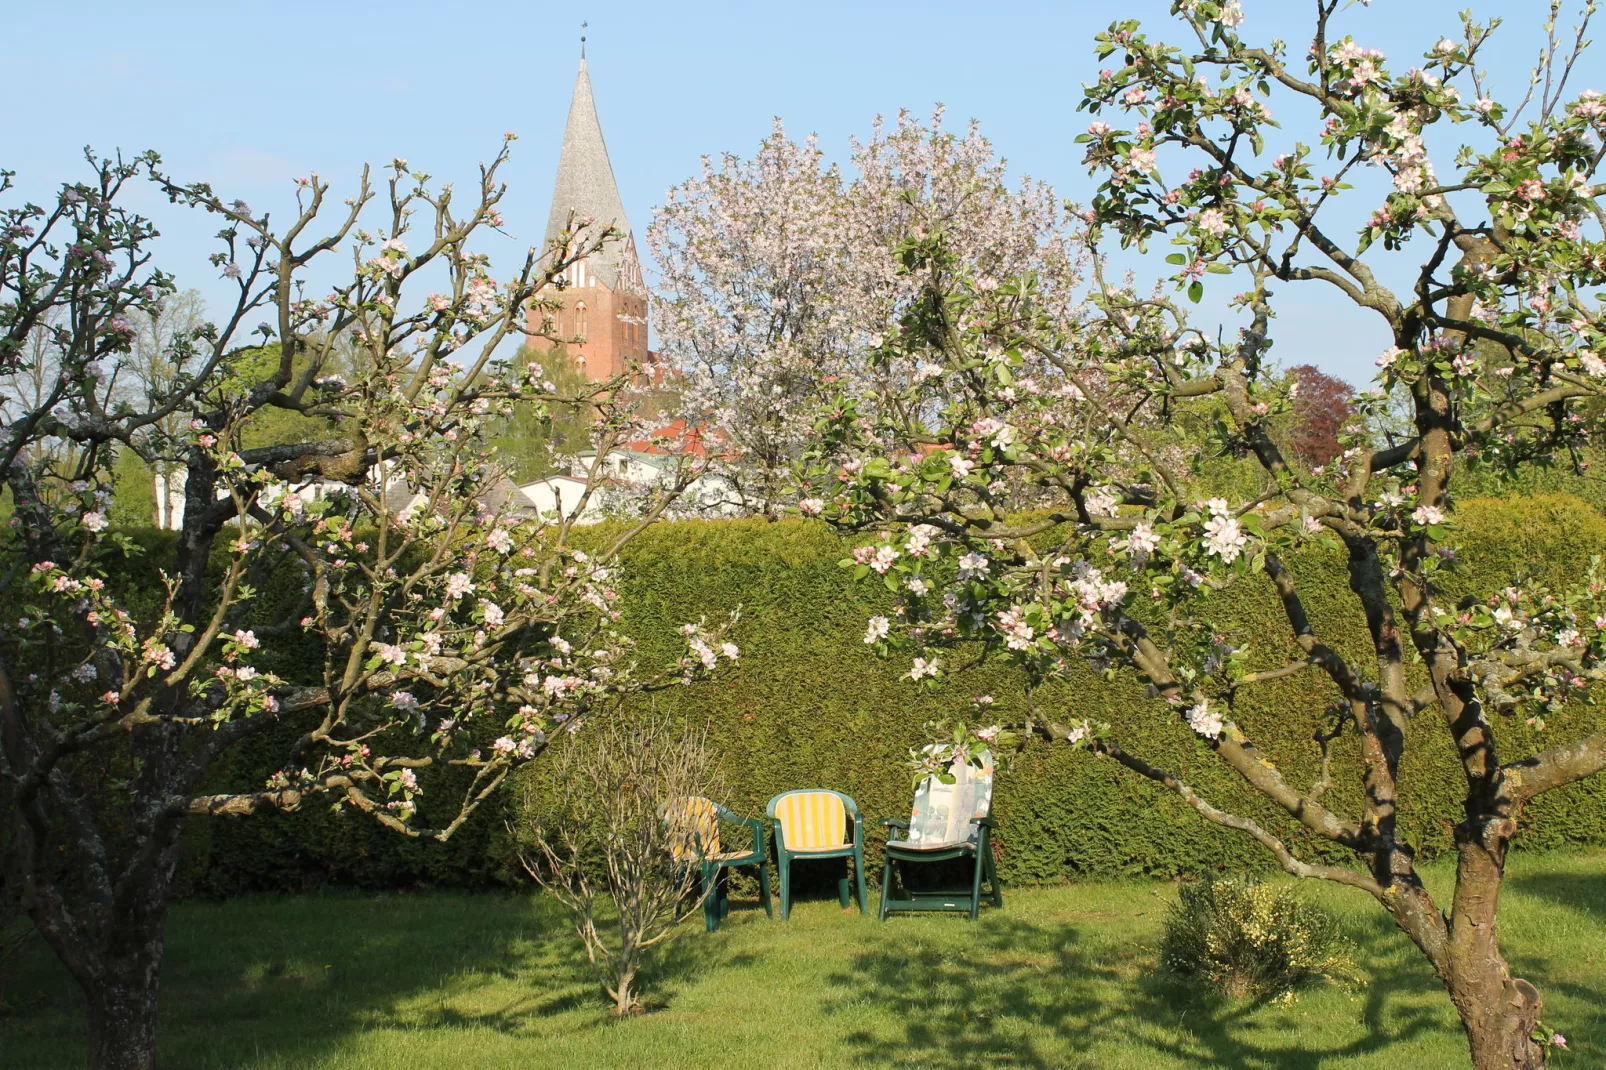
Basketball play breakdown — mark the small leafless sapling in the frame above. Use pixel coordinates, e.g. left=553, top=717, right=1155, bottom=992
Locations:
left=515, top=714, right=720, bottom=1016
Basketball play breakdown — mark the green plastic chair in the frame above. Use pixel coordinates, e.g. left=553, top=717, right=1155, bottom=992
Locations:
left=668, top=797, right=772, bottom=932
left=878, top=748, right=1002, bottom=921
left=765, top=789, right=867, bottom=919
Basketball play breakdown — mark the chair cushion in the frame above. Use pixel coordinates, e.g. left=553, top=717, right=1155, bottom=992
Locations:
left=667, top=796, right=721, bottom=860
left=775, top=792, right=848, bottom=851
left=887, top=838, right=976, bottom=853
left=906, top=749, right=994, bottom=847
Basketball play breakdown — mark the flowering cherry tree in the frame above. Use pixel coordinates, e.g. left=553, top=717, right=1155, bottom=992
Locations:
left=802, top=4, right=1606, bottom=1067
left=649, top=108, right=1086, bottom=513
left=0, top=144, right=732, bottom=1070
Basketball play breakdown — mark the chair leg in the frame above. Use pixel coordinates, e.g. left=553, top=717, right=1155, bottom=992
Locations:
left=968, top=851, right=985, bottom=922
left=837, top=871, right=850, bottom=910
left=878, top=856, right=894, bottom=921
left=854, top=848, right=868, bottom=915
left=986, top=850, right=1003, bottom=908
left=758, top=862, right=773, bottom=919
left=703, top=863, right=720, bottom=932
left=779, top=855, right=792, bottom=921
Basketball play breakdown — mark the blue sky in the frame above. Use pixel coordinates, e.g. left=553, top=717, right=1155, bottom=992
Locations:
left=1, top=0, right=1597, bottom=386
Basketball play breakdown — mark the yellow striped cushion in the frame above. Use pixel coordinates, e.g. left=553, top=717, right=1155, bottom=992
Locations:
left=668, top=797, right=721, bottom=860
left=776, top=792, right=847, bottom=852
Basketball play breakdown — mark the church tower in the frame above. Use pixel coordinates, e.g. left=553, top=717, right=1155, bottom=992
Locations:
left=532, top=50, right=649, bottom=382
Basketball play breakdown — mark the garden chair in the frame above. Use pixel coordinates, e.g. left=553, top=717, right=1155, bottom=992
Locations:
left=668, top=796, right=772, bottom=932
left=878, top=748, right=1002, bottom=921
left=765, top=789, right=868, bottom=920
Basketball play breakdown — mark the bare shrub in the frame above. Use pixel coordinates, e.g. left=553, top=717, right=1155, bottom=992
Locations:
left=514, top=714, right=719, bottom=1015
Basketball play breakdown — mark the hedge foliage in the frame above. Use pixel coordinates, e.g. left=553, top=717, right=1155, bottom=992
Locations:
left=172, top=494, right=1606, bottom=894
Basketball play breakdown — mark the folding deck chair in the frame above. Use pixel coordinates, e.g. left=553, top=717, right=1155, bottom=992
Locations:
left=878, top=749, right=1002, bottom=921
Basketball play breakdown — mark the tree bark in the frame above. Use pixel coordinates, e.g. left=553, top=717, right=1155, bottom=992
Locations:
left=83, top=967, right=161, bottom=1070
left=1445, top=853, right=1546, bottom=1070
left=1384, top=836, right=1547, bottom=1069
left=611, top=940, right=641, bottom=1015
left=1454, top=973, right=1544, bottom=1070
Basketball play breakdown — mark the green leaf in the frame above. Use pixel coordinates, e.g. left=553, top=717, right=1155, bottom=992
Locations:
left=1188, top=281, right=1204, bottom=303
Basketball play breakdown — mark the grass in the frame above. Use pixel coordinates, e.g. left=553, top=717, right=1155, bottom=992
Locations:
left=3, top=850, right=1605, bottom=1069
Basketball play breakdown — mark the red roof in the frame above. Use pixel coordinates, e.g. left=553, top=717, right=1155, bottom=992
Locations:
left=623, top=419, right=734, bottom=459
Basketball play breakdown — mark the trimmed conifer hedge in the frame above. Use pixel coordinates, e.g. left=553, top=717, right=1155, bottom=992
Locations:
left=172, top=494, right=1606, bottom=894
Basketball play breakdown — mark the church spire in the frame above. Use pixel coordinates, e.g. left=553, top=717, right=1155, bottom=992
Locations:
left=544, top=47, right=638, bottom=293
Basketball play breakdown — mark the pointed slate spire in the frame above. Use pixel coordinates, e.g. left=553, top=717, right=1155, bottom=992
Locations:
left=544, top=55, right=638, bottom=292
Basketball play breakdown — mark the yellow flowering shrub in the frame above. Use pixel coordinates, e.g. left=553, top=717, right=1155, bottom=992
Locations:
left=1161, top=876, right=1353, bottom=1000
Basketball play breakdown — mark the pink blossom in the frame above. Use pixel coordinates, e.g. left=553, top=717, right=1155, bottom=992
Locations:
left=1123, top=521, right=1159, bottom=554
left=1203, top=514, right=1248, bottom=563
left=1196, top=208, right=1229, bottom=237
left=1185, top=701, right=1225, bottom=739
left=374, top=643, right=408, bottom=666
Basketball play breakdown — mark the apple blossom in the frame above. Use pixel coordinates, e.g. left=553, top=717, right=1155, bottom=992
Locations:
left=0, top=141, right=735, bottom=1061
left=795, top=6, right=1606, bottom=1064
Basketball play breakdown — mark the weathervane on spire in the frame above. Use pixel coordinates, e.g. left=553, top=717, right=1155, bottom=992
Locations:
left=580, top=22, right=588, bottom=60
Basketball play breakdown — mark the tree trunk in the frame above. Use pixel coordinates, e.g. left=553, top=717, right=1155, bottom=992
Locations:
left=18, top=815, right=178, bottom=1070
left=611, top=945, right=641, bottom=1016
left=1383, top=851, right=1547, bottom=1070
left=612, top=971, right=640, bottom=1016
left=1449, top=964, right=1545, bottom=1069
left=83, top=969, right=160, bottom=1070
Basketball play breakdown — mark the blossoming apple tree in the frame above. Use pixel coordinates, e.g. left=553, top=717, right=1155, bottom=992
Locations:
left=801, top=4, right=1606, bottom=1067
left=0, top=143, right=733, bottom=1070
left=649, top=108, right=1085, bottom=514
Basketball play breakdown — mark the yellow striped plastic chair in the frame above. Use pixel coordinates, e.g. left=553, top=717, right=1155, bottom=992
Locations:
left=765, top=789, right=866, bottom=920
left=666, top=796, right=772, bottom=932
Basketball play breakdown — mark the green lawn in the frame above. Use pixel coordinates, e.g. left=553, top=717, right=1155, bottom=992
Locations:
left=4, top=851, right=1605, bottom=1069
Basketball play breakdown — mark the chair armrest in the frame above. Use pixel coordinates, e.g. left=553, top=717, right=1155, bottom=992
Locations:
left=881, top=818, right=911, bottom=830
left=976, top=816, right=996, bottom=828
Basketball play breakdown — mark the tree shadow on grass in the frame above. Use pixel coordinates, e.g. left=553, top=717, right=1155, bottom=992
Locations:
left=1507, top=867, right=1606, bottom=927
left=820, top=908, right=1465, bottom=1069
left=821, top=915, right=1130, bottom=1068
left=0, top=888, right=746, bottom=1070
left=1123, top=911, right=1457, bottom=1070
